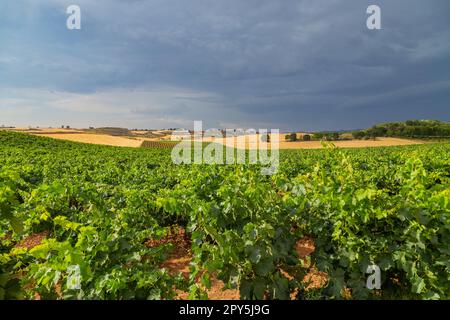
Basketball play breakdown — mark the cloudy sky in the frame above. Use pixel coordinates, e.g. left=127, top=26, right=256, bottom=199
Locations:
left=0, top=0, right=449, bottom=131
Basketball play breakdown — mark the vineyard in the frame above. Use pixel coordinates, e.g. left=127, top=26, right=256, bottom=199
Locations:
left=140, top=141, right=178, bottom=149
left=0, top=131, right=449, bottom=300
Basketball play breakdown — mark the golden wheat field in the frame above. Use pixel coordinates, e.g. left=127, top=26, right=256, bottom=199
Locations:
left=1, top=128, right=423, bottom=149
left=34, top=133, right=143, bottom=148
left=201, top=134, right=423, bottom=150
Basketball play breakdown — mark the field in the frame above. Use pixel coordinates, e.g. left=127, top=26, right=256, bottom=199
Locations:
left=1, top=128, right=169, bottom=148
left=0, top=131, right=449, bottom=300
left=3, top=128, right=424, bottom=150
left=34, top=133, right=143, bottom=148
left=205, top=134, right=422, bottom=150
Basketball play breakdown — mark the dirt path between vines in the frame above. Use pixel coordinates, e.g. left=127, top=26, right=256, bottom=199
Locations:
left=15, top=228, right=329, bottom=300
left=150, top=228, right=329, bottom=300
left=146, top=227, right=240, bottom=300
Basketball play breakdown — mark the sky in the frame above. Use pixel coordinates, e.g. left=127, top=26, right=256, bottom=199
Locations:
left=0, top=0, right=449, bottom=131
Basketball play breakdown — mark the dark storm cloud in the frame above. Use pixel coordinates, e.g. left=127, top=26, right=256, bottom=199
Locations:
left=0, top=0, right=449, bottom=130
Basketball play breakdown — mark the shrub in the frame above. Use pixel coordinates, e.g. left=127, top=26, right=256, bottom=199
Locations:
left=289, top=133, right=297, bottom=142
left=285, top=133, right=297, bottom=142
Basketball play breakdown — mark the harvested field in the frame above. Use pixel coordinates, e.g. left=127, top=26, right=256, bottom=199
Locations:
left=18, top=128, right=423, bottom=150
left=3, top=128, right=84, bottom=134
left=202, top=134, right=423, bottom=150
left=275, top=137, right=423, bottom=150
left=86, top=127, right=132, bottom=136
left=131, top=130, right=173, bottom=140
left=34, top=133, right=143, bottom=148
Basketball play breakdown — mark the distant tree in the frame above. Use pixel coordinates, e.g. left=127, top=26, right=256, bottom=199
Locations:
left=289, top=133, right=297, bottom=141
left=371, top=126, right=387, bottom=137
left=313, top=133, right=324, bottom=140
left=352, top=130, right=366, bottom=139
left=370, top=120, right=449, bottom=138
left=311, top=132, right=341, bottom=141
left=284, top=133, right=297, bottom=142
left=386, top=129, right=395, bottom=137
left=302, top=134, right=311, bottom=141
left=406, top=120, right=422, bottom=126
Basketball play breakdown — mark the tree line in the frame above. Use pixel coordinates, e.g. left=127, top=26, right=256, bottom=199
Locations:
left=352, top=120, right=450, bottom=139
